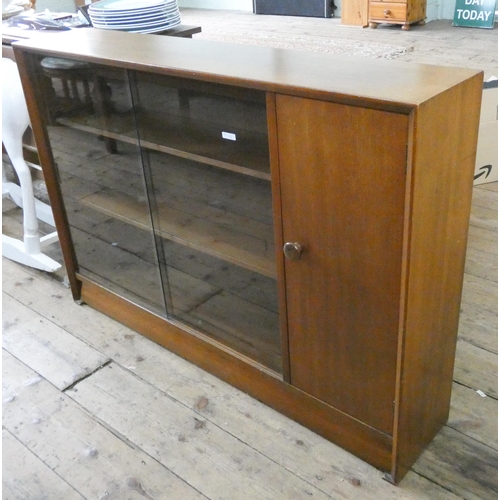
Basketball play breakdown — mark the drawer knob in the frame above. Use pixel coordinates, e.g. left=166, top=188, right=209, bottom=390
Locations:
left=384, top=9, right=391, bottom=15
left=283, top=242, right=303, bottom=260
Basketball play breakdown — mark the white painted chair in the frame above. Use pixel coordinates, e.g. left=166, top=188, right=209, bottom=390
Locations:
left=2, top=57, right=61, bottom=272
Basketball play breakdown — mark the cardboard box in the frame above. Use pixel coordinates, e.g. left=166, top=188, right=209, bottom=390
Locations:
left=474, top=78, right=498, bottom=185
left=475, top=121, right=498, bottom=184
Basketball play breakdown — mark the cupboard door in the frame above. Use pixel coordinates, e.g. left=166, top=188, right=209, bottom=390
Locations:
left=276, top=95, right=408, bottom=434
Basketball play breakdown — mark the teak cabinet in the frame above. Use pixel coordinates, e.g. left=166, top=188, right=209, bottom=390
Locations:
left=13, top=29, right=483, bottom=483
left=369, top=0, right=426, bottom=30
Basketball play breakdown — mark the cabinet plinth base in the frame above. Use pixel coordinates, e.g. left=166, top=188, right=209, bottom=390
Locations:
left=78, top=275, right=395, bottom=475
left=369, top=17, right=426, bottom=29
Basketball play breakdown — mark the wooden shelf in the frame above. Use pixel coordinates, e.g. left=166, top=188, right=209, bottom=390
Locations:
left=176, top=289, right=281, bottom=373
left=57, top=112, right=271, bottom=181
left=81, top=189, right=277, bottom=278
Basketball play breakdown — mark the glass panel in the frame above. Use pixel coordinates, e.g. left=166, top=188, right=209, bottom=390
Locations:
left=34, top=56, right=166, bottom=315
left=132, top=72, right=281, bottom=372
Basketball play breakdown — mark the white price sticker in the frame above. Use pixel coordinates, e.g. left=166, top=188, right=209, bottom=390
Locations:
left=222, top=131, right=237, bottom=141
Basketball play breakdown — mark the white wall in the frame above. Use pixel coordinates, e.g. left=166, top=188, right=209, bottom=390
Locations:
left=36, top=0, right=80, bottom=12
left=177, top=0, right=457, bottom=20
left=179, top=0, right=253, bottom=11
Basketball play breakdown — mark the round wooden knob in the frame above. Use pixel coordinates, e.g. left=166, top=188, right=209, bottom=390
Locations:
left=384, top=9, right=391, bottom=15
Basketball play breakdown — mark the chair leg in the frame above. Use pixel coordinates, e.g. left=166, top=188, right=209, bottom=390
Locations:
left=2, top=141, right=61, bottom=272
left=2, top=57, right=61, bottom=272
left=2, top=234, right=61, bottom=272
left=3, top=129, right=41, bottom=255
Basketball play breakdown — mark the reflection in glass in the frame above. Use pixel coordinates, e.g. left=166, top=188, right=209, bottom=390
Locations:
left=35, top=56, right=281, bottom=372
left=37, top=57, right=166, bottom=315
left=133, top=72, right=281, bottom=372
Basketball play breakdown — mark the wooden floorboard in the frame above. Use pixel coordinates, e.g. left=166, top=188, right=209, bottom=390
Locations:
left=2, top=351, right=206, bottom=500
left=2, top=429, right=84, bottom=500
left=2, top=293, right=110, bottom=391
left=2, top=10, right=497, bottom=500
left=412, top=426, right=497, bottom=500
left=448, top=382, right=497, bottom=450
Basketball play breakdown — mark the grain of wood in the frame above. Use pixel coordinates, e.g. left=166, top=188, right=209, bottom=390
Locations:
left=468, top=205, right=498, bottom=233
left=471, top=186, right=498, bottom=211
left=342, top=0, right=369, bottom=26
left=448, top=383, right=497, bottom=450
left=1, top=199, right=64, bottom=266
left=458, top=306, right=498, bottom=354
left=461, top=272, right=498, bottom=315
left=412, top=426, right=498, bottom=500
left=464, top=246, right=498, bottom=282
left=466, top=224, right=497, bottom=253
left=454, top=339, right=498, bottom=398
left=477, top=183, right=498, bottom=193
left=459, top=272, right=498, bottom=353
left=2, top=293, right=109, bottom=391
left=2, top=429, right=84, bottom=500
left=67, top=362, right=335, bottom=500
left=2, top=350, right=206, bottom=500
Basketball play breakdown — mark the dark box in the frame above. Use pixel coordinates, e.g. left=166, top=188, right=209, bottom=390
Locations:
left=253, top=0, right=335, bottom=18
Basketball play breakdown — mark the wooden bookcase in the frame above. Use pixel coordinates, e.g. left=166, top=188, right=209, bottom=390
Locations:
left=13, top=29, right=483, bottom=483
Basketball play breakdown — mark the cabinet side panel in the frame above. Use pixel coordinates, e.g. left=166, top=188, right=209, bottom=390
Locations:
left=407, top=0, right=426, bottom=22
left=393, top=74, right=483, bottom=482
left=342, top=0, right=369, bottom=26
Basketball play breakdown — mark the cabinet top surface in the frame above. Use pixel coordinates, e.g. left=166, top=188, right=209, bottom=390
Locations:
left=13, top=28, right=482, bottom=111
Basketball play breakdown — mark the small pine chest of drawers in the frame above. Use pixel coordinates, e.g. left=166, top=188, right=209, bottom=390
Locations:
left=369, top=0, right=426, bottom=30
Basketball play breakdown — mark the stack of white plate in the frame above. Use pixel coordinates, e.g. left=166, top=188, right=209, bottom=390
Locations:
left=89, top=0, right=181, bottom=34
